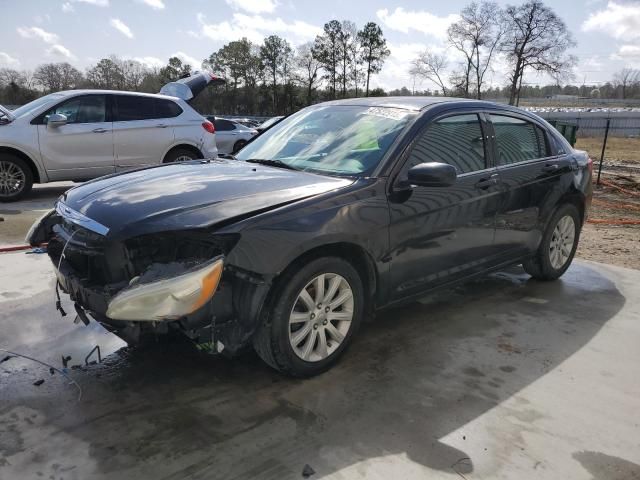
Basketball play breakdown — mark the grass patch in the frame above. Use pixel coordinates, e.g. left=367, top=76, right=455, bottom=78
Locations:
left=575, top=137, right=640, bottom=164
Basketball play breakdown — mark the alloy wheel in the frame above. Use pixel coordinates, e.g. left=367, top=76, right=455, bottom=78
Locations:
left=0, top=161, right=26, bottom=197
left=289, top=273, right=354, bottom=362
left=549, top=215, right=575, bottom=269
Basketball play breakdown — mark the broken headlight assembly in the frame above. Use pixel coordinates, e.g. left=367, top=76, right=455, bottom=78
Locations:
left=106, top=256, right=224, bottom=321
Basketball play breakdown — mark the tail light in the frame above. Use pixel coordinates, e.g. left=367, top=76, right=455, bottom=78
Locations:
left=202, top=120, right=215, bottom=134
left=587, top=156, right=593, bottom=175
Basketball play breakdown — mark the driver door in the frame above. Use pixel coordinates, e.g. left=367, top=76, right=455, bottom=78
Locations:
left=37, top=94, right=114, bottom=180
left=387, top=112, right=502, bottom=301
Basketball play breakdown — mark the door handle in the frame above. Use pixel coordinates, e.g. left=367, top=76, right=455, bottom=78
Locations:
left=92, top=128, right=108, bottom=133
left=475, top=174, right=499, bottom=190
left=541, top=163, right=559, bottom=173
left=156, top=124, right=168, bottom=128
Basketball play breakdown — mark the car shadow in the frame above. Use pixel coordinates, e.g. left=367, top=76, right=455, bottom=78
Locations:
left=0, top=263, right=626, bottom=479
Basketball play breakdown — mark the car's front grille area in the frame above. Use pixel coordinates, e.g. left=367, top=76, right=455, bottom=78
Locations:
left=49, top=220, right=124, bottom=287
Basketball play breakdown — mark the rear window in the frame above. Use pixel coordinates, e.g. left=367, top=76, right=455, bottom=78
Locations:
left=115, top=95, right=182, bottom=121
left=215, top=119, right=236, bottom=131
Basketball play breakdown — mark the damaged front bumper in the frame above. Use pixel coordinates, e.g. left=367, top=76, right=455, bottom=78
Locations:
left=30, top=203, right=271, bottom=354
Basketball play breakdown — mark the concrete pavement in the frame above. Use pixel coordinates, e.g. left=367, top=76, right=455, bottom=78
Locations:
left=0, top=253, right=639, bottom=479
left=0, top=182, right=72, bottom=246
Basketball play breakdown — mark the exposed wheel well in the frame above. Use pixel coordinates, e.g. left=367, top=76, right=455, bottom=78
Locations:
left=0, top=147, right=40, bottom=183
left=163, top=144, right=203, bottom=163
left=557, top=192, right=585, bottom=227
left=269, top=242, right=378, bottom=315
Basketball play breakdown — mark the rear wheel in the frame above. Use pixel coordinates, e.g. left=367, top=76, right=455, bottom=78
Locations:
left=253, top=257, right=364, bottom=377
left=232, top=139, right=247, bottom=153
left=523, top=204, right=581, bottom=281
left=163, top=147, right=200, bottom=163
left=0, top=155, right=33, bottom=202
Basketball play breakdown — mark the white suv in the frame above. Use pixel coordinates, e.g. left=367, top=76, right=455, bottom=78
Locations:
left=0, top=73, right=221, bottom=201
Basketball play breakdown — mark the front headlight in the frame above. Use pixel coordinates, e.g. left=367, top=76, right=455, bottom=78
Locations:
left=106, top=257, right=223, bottom=321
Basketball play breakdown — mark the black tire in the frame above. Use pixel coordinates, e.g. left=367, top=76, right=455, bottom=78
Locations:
left=523, top=203, right=581, bottom=281
left=232, top=140, right=248, bottom=153
left=0, top=154, right=33, bottom=202
left=253, top=257, right=364, bottom=377
left=163, top=147, right=200, bottom=163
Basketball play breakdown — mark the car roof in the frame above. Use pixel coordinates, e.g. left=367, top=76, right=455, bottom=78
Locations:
left=316, top=96, right=551, bottom=125
left=53, top=89, right=181, bottom=101
left=318, top=96, right=469, bottom=111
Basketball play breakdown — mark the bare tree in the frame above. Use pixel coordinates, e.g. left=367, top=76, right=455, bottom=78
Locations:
left=613, top=68, right=640, bottom=99
left=410, top=51, right=449, bottom=96
left=0, top=68, right=27, bottom=88
left=448, top=1, right=504, bottom=99
left=34, top=62, right=83, bottom=92
left=501, top=1, right=576, bottom=105
left=295, top=42, right=321, bottom=105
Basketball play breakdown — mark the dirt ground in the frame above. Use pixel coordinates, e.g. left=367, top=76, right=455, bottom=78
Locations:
left=576, top=168, right=640, bottom=270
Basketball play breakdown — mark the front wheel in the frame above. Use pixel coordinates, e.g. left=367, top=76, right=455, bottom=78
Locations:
left=0, top=155, right=33, bottom=202
left=523, top=204, right=581, bottom=281
left=253, top=257, right=364, bottom=377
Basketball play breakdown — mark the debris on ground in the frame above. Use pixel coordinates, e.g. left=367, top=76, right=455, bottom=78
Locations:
left=1, top=355, right=12, bottom=364
left=33, top=379, right=44, bottom=386
left=577, top=169, right=640, bottom=270
left=62, top=355, right=71, bottom=368
left=302, top=464, right=315, bottom=478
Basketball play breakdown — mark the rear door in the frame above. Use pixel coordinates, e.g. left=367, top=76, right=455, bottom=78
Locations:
left=388, top=111, right=502, bottom=301
left=36, top=94, right=114, bottom=180
left=214, top=119, right=239, bottom=154
left=112, top=95, right=178, bottom=169
left=488, top=113, right=574, bottom=257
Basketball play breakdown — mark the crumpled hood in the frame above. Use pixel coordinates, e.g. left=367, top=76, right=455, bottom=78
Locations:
left=60, top=159, right=352, bottom=240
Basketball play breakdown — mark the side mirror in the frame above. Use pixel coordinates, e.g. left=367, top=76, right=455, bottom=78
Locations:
left=47, top=113, right=67, bottom=128
left=406, top=162, right=457, bottom=188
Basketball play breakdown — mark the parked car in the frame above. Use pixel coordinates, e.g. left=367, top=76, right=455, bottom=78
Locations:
left=206, top=116, right=258, bottom=154
left=0, top=72, right=224, bottom=201
left=29, top=97, right=592, bottom=377
left=231, top=117, right=261, bottom=128
left=256, top=115, right=285, bottom=134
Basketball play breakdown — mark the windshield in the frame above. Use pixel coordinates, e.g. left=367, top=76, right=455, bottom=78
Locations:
left=236, top=105, right=415, bottom=176
left=10, top=93, right=65, bottom=118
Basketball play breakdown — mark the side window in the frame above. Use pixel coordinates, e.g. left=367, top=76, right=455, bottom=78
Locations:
left=405, top=114, right=486, bottom=175
left=215, top=119, right=236, bottom=131
left=43, top=95, right=106, bottom=124
left=490, top=114, right=548, bottom=165
left=115, top=95, right=157, bottom=121
left=156, top=99, right=182, bottom=118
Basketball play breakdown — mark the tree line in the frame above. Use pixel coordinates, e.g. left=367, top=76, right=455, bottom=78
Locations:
left=2, top=2, right=640, bottom=113
left=0, top=19, right=390, bottom=115
left=410, top=0, right=578, bottom=105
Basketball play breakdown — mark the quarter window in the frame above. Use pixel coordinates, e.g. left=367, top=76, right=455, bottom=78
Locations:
left=490, top=114, right=548, bottom=165
left=405, top=114, right=486, bottom=175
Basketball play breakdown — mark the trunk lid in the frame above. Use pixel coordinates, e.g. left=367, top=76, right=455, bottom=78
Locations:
left=159, top=71, right=226, bottom=102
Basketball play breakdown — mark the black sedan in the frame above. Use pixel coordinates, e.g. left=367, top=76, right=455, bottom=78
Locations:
left=29, top=97, right=593, bottom=377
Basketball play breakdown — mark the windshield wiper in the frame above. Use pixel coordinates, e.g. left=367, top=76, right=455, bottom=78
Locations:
left=245, top=159, right=299, bottom=171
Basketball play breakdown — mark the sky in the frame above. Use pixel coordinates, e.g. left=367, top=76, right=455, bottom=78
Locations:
left=1, top=0, right=640, bottom=91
